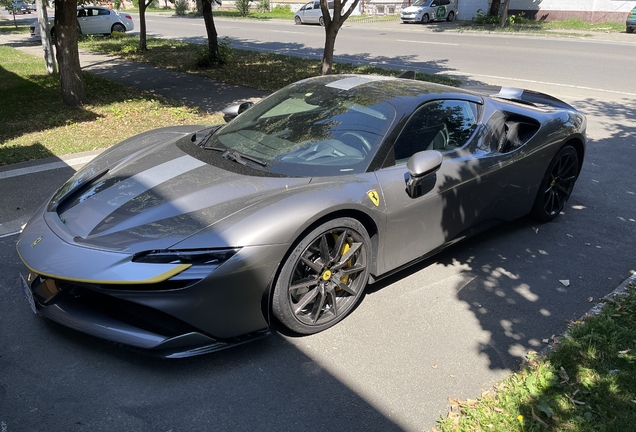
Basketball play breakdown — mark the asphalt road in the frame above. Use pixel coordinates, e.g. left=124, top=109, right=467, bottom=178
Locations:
left=1, top=15, right=636, bottom=432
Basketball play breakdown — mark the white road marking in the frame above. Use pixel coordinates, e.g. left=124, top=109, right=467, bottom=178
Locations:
left=0, top=231, right=21, bottom=238
left=270, top=30, right=306, bottom=34
left=450, top=71, right=636, bottom=97
left=396, top=39, right=459, bottom=46
left=0, top=155, right=96, bottom=180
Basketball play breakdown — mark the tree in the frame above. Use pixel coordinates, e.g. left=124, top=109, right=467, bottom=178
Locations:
left=499, top=0, right=511, bottom=28
left=200, top=0, right=224, bottom=65
left=138, top=0, right=153, bottom=50
left=320, top=0, right=359, bottom=75
left=489, top=0, right=501, bottom=17
left=0, top=0, right=19, bottom=27
left=54, top=0, right=87, bottom=105
left=36, top=0, right=56, bottom=74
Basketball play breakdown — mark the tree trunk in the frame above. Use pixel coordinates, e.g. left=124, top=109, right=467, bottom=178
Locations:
left=499, top=0, right=511, bottom=27
left=54, top=0, right=86, bottom=106
left=37, top=0, right=56, bottom=74
left=202, top=0, right=220, bottom=61
left=320, top=0, right=359, bottom=75
left=139, top=0, right=149, bottom=50
left=321, top=26, right=338, bottom=75
left=488, top=0, right=501, bottom=16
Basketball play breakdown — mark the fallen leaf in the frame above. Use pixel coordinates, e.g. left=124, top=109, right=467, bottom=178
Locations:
left=533, top=227, right=539, bottom=233
left=587, top=297, right=594, bottom=303
left=559, top=366, right=570, bottom=383
left=567, top=234, right=573, bottom=237
left=542, top=339, right=550, bottom=344
left=494, top=407, right=504, bottom=413
left=559, top=280, right=570, bottom=287
left=564, top=393, right=585, bottom=405
left=579, top=350, right=587, bottom=359
left=619, top=349, right=631, bottom=354
left=432, top=364, right=438, bottom=369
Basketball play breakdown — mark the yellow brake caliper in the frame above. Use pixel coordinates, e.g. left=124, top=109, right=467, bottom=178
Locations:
left=332, top=233, right=352, bottom=287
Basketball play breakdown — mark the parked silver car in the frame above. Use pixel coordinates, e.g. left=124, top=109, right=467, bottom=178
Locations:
left=294, top=0, right=333, bottom=25
left=30, top=6, right=134, bottom=39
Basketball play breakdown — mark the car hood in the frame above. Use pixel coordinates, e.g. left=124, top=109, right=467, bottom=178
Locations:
left=402, top=5, right=425, bottom=12
left=47, top=129, right=310, bottom=252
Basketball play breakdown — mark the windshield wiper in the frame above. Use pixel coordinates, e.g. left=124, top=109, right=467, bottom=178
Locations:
left=196, top=126, right=222, bottom=148
left=204, top=147, right=267, bottom=167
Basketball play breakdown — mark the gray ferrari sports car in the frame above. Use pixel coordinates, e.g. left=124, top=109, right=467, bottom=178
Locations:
left=17, top=75, right=586, bottom=358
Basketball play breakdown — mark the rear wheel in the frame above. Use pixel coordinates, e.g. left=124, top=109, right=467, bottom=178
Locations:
left=272, top=218, right=371, bottom=334
left=627, top=27, right=634, bottom=33
left=446, top=11, right=455, bottom=21
left=111, top=23, right=126, bottom=34
left=420, top=13, right=430, bottom=23
left=530, top=145, right=579, bottom=222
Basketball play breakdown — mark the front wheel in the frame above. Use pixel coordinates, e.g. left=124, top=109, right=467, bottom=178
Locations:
left=420, top=13, right=430, bottom=24
left=272, top=217, right=371, bottom=334
left=319, top=16, right=325, bottom=26
left=294, top=15, right=302, bottom=25
left=530, top=145, right=579, bottom=222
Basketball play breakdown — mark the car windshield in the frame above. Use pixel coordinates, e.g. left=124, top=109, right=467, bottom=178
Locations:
left=207, top=76, right=397, bottom=177
left=412, top=0, right=433, bottom=6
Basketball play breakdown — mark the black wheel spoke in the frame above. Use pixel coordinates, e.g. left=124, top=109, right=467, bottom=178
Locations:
left=319, top=234, right=330, bottom=265
left=294, top=288, right=319, bottom=315
left=309, top=288, right=327, bottom=323
left=338, top=263, right=366, bottom=277
left=300, top=255, right=323, bottom=273
left=334, top=279, right=357, bottom=296
left=332, top=242, right=362, bottom=270
left=289, top=276, right=319, bottom=293
left=330, top=230, right=348, bottom=262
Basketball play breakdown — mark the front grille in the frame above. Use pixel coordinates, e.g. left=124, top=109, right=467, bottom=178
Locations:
left=52, top=281, right=201, bottom=338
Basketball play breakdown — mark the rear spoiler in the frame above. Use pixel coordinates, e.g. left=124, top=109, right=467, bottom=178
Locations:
left=491, top=87, right=576, bottom=111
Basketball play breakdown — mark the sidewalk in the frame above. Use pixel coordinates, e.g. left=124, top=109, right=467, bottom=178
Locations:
left=0, top=31, right=269, bottom=114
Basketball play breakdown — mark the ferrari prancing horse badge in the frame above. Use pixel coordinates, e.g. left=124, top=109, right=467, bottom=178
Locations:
left=366, top=190, right=380, bottom=207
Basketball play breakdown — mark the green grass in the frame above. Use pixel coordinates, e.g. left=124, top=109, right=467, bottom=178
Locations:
left=0, top=46, right=222, bottom=165
left=462, top=15, right=624, bottom=34
left=437, top=282, right=636, bottom=432
left=78, top=34, right=460, bottom=92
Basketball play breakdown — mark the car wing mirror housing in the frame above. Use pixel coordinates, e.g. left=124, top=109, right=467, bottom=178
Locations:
left=222, top=101, right=254, bottom=122
left=405, top=150, right=443, bottom=198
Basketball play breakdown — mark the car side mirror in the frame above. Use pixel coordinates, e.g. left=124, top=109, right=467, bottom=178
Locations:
left=222, top=101, right=254, bottom=123
left=405, top=150, right=442, bottom=197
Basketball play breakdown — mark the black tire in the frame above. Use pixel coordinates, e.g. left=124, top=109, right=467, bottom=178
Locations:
left=420, top=13, right=429, bottom=24
left=530, top=145, right=579, bottom=222
left=446, top=11, right=455, bottom=21
left=294, top=15, right=302, bottom=25
left=111, top=23, right=126, bottom=34
left=272, top=217, right=371, bottom=334
left=319, top=16, right=325, bottom=26
left=627, top=27, right=634, bottom=34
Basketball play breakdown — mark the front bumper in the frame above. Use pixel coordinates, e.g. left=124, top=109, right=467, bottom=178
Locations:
left=20, top=271, right=271, bottom=358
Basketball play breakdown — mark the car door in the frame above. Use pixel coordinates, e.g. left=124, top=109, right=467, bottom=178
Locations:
left=433, top=0, right=449, bottom=20
left=375, top=99, right=513, bottom=273
left=82, top=7, right=111, bottom=34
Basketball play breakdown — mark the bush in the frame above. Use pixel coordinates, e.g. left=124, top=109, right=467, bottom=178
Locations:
left=196, top=37, right=234, bottom=67
left=235, top=0, right=250, bottom=16
left=256, top=0, right=269, bottom=13
left=174, top=0, right=188, bottom=15
left=271, top=4, right=290, bottom=12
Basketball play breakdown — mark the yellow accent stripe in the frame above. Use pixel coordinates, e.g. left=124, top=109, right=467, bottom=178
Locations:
left=17, top=249, right=191, bottom=285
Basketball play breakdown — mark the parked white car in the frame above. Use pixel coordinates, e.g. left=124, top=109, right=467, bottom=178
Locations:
left=294, top=0, right=333, bottom=26
left=30, top=6, right=134, bottom=38
left=401, top=0, right=458, bottom=24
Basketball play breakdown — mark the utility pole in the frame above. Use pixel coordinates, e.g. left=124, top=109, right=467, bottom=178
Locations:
left=37, top=0, right=56, bottom=74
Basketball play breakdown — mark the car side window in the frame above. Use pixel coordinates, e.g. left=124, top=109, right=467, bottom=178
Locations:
left=393, top=100, right=478, bottom=164
left=98, top=9, right=110, bottom=15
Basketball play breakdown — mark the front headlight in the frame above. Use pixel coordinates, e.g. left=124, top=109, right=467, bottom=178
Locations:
left=132, top=248, right=240, bottom=265
left=132, top=248, right=241, bottom=282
